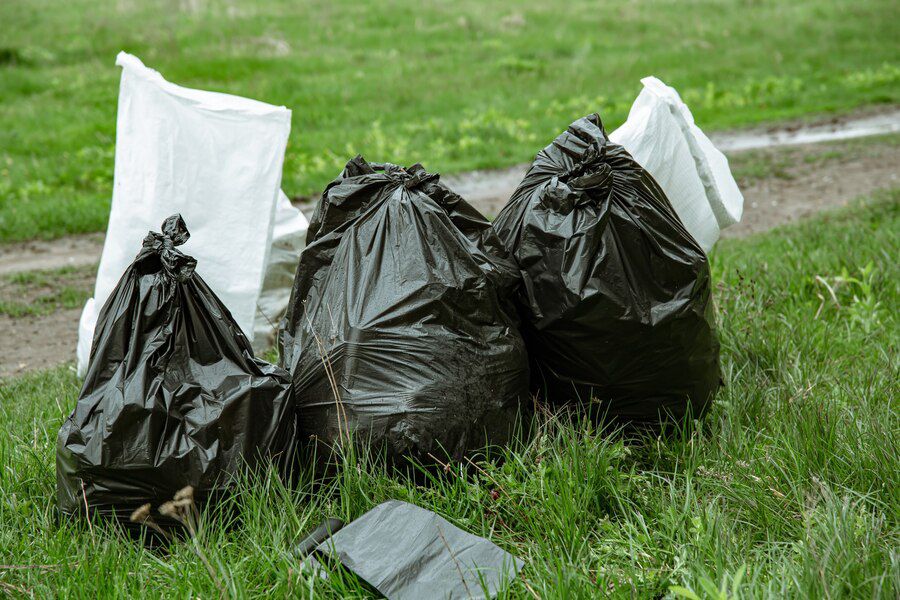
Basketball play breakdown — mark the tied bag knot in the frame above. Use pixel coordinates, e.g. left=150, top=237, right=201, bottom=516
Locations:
left=542, top=144, right=614, bottom=212
left=561, top=142, right=608, bottom=182
left=142, top=214, right=197, bottom=281
left=375, top=162, right=440, bottom=190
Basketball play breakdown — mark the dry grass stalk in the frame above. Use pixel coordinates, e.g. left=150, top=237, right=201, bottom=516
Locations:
left=129, top=486, right=229, bottom=598
left=0, top=579, right=30, bottom=596
left=79, top=479, right=93, bottom=537
left=436, top=524, right=474, bottom=599
left=304, top=312, right=349, bottom=446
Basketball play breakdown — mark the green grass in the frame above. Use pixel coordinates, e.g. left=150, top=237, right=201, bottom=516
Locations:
left=0, top=265, right=94, bottom=318
left=1, top=0, right=899, bottom=242
left=0, top=192, right=897, bottom=597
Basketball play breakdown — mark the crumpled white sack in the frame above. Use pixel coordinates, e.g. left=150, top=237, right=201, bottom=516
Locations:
left=253, top=191, right=308, bottom=353
left=610, top=76, right=743, bottom=252
left=77, top=52, right=292, bottom=376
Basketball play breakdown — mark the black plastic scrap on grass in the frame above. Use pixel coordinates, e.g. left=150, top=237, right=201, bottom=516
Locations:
left=296, top=500, right=524, bottom=600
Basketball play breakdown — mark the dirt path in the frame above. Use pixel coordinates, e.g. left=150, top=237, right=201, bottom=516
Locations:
left=1, top=124, right=898, bottom=379
left=724, top=137, right=899, bottom=236
left=1, top=309, right=83, bottom=378
left=0, top=233, right=105, bottom=277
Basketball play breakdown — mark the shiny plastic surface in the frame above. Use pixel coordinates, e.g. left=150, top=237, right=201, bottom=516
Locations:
left=311, top=500, right=524, bottom=600
left=279, top=156, right=529, bottom=464
left=57, top=215, right=295, bottom=518
left=493, top=115, right=721, bottom=427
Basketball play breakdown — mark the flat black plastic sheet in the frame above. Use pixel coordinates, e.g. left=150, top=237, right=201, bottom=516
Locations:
left=492, top=114, right=721, bottom=427
left=279, top=156, right=529, bottom=465
left=312, top=500, right=523, bottom=599
left=57, top=215, right=295, bottom=519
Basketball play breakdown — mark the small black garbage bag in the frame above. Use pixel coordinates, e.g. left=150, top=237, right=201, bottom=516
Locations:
left=492, top=114, right=721, bottom=427
left=279, top=156, right=529, bottom=465
left=57, top=215, right=295, bottom=519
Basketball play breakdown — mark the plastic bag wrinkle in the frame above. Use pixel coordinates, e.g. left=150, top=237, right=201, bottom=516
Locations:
left=493, top=114, right=721, bottom=428
left=58, top=215, right=295, bottom=521
left=280, top=157, right=529, bottom=466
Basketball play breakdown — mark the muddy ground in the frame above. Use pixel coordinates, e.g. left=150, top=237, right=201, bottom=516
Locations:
left=1, top=132, right=898, bottom=379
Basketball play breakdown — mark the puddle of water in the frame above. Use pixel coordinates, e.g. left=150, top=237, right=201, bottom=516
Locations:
left=442, top=110, right=900, bottom=204
left=711, top=110, right=900, bottom=152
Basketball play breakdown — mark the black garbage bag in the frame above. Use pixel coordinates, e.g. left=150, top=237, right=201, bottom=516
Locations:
left=279, top=156, right=529, bottom=465
left=492, top=114, right=721, bottom=427
left=57, top=215, right=295, bottom=519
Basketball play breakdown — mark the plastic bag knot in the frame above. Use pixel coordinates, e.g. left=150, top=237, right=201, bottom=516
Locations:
left=541, top=143, right=614, bottom=212
left=378, top=163, right=439, bottom=190
left=142, top=214, right=197, bottom=281
left=562, top=143, right=607, bottom=181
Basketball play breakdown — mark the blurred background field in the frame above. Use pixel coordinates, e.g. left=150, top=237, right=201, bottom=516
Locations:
left=1, top=2, right=899, bottom=597
left=1, top=0, right=898, bottom=241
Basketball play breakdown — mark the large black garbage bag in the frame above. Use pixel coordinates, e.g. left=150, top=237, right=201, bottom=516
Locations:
left=57, top=215, right=295, bottom=519
left=279, top=156, right=529, bottom=465
left=492, top=114, right=721, bottom=427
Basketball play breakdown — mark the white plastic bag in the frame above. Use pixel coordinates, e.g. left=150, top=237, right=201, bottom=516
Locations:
left=253, top=191, right=308, bottom=352
left=610, top=77, right=743, bottom=252
left=77, top=52, right=292, bottom=376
